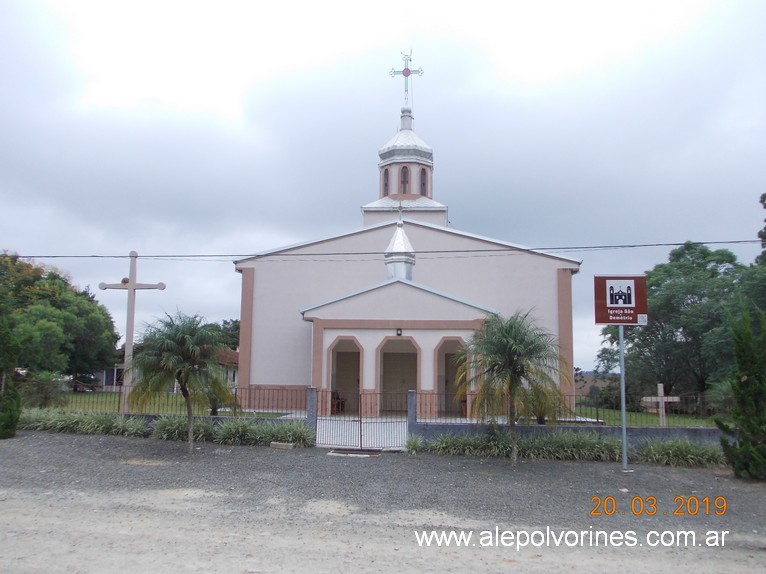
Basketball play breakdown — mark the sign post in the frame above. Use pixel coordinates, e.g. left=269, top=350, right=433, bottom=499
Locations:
left=595, top=275, right=648, bottom=472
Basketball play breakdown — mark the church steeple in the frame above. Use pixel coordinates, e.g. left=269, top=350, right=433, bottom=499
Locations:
left=361, top=51, right=448, bottom=228
left=378, top=51, right=433, bottom=201
left=377, top=106, right=433, bottom=200
left=384, top=220, right=415, bottom=280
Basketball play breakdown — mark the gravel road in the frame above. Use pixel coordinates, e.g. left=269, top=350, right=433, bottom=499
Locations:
left=1, top=431, right=764, bottom=573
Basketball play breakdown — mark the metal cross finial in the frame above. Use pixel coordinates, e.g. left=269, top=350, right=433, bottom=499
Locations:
left=99, top=251, right=165, bottom=414
left=390, top=50, right=423, bottom=105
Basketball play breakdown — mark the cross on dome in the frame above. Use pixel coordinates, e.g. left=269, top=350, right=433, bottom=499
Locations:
left=389, top=50, right=423, bottom=105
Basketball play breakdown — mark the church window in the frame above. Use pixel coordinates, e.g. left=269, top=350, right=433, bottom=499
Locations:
left=400, top=166, right=409, bottom=194
left=383, top=169, right=389, bottom=196
left=420, top=168, right=427, bottom=196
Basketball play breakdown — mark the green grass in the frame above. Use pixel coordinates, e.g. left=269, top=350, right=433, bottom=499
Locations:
left=574, top=405, right=718, bottom=428
left=53, top=392, right=286, bottom=418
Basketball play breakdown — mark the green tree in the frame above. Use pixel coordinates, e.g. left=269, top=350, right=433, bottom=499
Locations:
left=0, top=253, right=119, bottom=380
left=0, top=288, right=21, bottom=393
left=213, top=319, right=240, bottom=350
left=739, top=263, right=766, bottom=315
left=716, top=305, right=766, bottom=479
left=0, top=290, right=22, bottom=438
left=600, top=242, right=743, bottom=398
left=19, top=371, right=68, bottom=409
left=756, top=192, right=766, bottom=266
left=455, top=312, right=568, bottom=466
left=130, top=312, right=236, bottom=452
left=14, top=304, right=69, bottom=373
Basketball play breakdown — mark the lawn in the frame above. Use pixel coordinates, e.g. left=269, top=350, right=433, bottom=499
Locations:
left=574, top=404, right=718, bottom=427
left=57, top=392, right=285, bottom=418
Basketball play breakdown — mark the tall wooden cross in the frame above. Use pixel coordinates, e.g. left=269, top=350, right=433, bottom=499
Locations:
left=390, top=50, right=423, bottom=104
left=99, top=251, right=165, bottom=414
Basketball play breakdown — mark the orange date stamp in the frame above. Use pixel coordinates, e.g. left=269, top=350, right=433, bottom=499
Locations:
left=590, top=495, right=728, bottom=517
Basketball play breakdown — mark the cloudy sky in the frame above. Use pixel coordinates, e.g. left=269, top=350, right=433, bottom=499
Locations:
left=2, top=0, right=764, bottom=370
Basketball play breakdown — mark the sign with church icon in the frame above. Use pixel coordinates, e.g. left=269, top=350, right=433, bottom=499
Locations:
left=594, top=275, right=648, bottom=325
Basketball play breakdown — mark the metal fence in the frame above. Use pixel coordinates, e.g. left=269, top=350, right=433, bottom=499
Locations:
left=414, top=392, right=721, bottom=428
left=27, top=387, right=310, bottom=418
left=315, top=391, right=408, bottom=449
left=22, top=385, right=722, bottom=449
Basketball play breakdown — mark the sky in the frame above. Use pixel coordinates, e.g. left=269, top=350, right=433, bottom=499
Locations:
left=1, top=0, right=764, bottom=370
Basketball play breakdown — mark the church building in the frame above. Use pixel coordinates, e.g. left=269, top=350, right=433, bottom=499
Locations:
left=234, top=57, right=580, bottom=416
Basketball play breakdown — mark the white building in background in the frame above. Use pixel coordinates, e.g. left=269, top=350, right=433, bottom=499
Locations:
left=234, top=92, right=580, bottom=416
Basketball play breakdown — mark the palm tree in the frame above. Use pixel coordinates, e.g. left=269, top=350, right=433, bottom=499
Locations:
left=456, top=312, right=569, bottom=466
left=131, top=312, right=235, bottom=452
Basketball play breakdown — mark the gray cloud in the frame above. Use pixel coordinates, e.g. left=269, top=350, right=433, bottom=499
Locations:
left=1, top=1, right=764, bottom=369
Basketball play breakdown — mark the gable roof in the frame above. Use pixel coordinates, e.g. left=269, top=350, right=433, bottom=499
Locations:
left=235, top=219, right=580, bottom=267
left=300, top=278, right=496, bottom=321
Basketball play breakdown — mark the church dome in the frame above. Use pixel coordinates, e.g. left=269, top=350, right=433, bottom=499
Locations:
left=378, top=106, right=433, bottom=168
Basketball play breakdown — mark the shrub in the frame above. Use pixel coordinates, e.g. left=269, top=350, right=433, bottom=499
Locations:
left=74, top=413, right=118, bottom=435
left=152, top=415, right=215, bottom=443
left=716, top=306, right=766, bottom=479
left=17, top=407, right=57, bottom=430
left=405, top=435, right=422, bottom=455
left=422, top=430, right=619, bottom=460
left=111, top=416, right=151, bottom=438
left=0, top=381, right=22, bottom=439
left=49, top=412, right=83, bottom=434
left=414, top=431, right=719, bottom=467
left=269, top=420, right=314, bottom=447
left=634, top=439, right=724, bottom=467
left=518, top=431, right=620, bottom=462
left=213, top=418, right=256, bottom=445
left=213, top=419, right=314, bottom=447
left=17, top=411, right=312, bottom=448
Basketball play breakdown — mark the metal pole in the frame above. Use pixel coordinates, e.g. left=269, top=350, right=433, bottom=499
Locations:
left=619, top=325, right=629, bottom=471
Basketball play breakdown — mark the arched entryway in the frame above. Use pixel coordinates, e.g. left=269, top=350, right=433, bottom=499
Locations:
left=378, top=337, right=418, bottom=412
left=436, top=338, right=464, bottom=416
left=329, top=338, right=361, bottom=414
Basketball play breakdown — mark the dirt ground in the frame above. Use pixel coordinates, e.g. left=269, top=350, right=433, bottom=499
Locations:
left=1, top=432, right=765, bottom=573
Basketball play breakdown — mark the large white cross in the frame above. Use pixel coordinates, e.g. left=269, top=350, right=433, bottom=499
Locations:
left=642, top=384, right=680, bottom=427
left=99, top=251, right=165, bottom=414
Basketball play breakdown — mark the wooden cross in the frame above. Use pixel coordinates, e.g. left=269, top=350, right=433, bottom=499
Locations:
left=641, top=384, right=680, bottom=427
left=99, top=251, right=165, bottom=414
left=390, top=50, right=423, bottom=104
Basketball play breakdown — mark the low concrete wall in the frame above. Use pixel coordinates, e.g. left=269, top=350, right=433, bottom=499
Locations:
left=406, top=391, right=721, bottom=447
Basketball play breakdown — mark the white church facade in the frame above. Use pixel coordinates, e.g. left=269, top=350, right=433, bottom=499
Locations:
left=235, top=74, right=580, bottom=417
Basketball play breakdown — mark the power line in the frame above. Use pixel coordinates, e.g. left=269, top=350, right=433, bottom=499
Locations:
left=9, top=239, right=760, bottom=261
